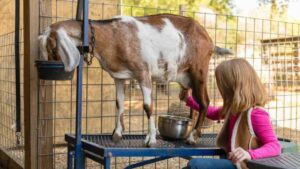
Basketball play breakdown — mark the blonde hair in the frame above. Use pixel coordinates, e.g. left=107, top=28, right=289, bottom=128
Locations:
left=215, top=58, right=268, bottom=117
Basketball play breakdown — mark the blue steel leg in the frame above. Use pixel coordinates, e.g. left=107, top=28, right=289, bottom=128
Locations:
left=75, top=0, right=89, bottom=167
left=104, top=157, right=110, bottom=169
left=74, top=56, right=84, bottom=169
left=67, top=146, right=74, bottom=169
left=82, top=152, right=86, bottom=168
left=75, top=0, right=89, bottom=169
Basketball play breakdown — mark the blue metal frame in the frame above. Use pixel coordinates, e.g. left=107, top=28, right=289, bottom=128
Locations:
left=104, top=157, right=110, bottom=169
left=74, top=53, right=84, bottom=169
left=82, top=0, right=89, bottom=49
left=74, top=0, right=89, bottom=168
left=66, top=134, right=226, bottom=169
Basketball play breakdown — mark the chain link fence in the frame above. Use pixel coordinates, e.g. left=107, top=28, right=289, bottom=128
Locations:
left=1, top=1, right=299, bottom=169
left=0, top=30, right=24, bottom=167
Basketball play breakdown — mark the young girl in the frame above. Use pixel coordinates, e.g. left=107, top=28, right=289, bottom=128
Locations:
left=180, top=58, right=281, bottom=169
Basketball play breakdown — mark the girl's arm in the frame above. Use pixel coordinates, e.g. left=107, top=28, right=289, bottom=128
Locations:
left=186, top=96, right=222, bottom=121
left=248, top=108, right=281, bottom=159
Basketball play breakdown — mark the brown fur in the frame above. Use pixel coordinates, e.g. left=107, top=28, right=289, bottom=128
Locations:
left=43, top=14, right=214, bottom=141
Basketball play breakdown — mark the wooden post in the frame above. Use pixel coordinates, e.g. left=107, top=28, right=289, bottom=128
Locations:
left=37, top=0, right=54, bottom=169
left=24, top=0, right=39, bottom=169
left=38, top=81, right=54, bottom=169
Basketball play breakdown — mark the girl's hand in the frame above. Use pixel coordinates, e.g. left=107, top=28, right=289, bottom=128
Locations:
left=228, top=147, right=251, bottom=164
left=179, top=88, right=192, bottom=102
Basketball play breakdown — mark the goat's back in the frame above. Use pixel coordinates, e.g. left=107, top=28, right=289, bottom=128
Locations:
left=95, top=14, right=213, bottom=83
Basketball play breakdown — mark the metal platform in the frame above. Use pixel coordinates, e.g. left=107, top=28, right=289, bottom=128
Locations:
left=247, top=153, right=300, bottom=169
left=65, top=133, right=225, bottom=169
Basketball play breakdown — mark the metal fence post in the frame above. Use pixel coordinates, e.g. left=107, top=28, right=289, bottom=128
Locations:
left=15, top=0, right=21, bottom=143
left=179, top=5, right=186, bottom=16
left=74, top=0, right=89, bottom=168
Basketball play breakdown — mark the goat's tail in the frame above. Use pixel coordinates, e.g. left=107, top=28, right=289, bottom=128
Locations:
left=213, top=46, right=233, bottom=55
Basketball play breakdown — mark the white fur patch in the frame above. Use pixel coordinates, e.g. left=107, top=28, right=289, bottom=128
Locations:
left=149, top=116, right=156, bottom=133
left=141, top=86, right=151, bottom=106
left=56, top=28, right=81, bottom=72
left=145, top=116, right=157, bottom=145
left=141, top=86, right=156, bottom=145
left=119, top=16, right=187, bottom=82
left=110, top=70, right=134, bottom=79
left=38, top=27, right=51, bottom=60
left=187, top=129, right=197, bottom=143
left=115, top=119, right=123, bottom=134
left=115, top=80, right=125, bottom=134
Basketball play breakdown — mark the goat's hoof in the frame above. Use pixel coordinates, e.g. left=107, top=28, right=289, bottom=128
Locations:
left=145, top=140, right=157, bottom=147
left=156, top=129, right=160, bottom=136
left=186, top=133, right=197, bottom=145
left=186, top=138, right=197, bottom=145
left=144, top=134, right=157, bottom=147
left=112, top=129, right=122, bottom=142
left=147, top=142, right=156, bottom=148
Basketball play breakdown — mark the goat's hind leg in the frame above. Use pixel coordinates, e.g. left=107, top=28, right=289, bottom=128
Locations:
left=186, top=108, right=198, bottom=143
left=112, top=79, right=125, bottom=142
left=187, top=83, right=209, bottom=144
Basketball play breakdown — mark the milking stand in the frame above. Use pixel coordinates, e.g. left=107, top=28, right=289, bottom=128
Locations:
left=64, top=0, right=226, bottom=169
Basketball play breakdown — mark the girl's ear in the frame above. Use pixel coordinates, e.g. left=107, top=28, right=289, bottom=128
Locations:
left=56, top=28, right=80, bottom=72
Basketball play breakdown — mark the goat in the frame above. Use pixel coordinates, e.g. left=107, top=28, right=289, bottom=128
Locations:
left=39, top=14, right=231, bottom=147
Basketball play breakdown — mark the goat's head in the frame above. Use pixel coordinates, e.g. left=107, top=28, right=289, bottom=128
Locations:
left=38, top=27, right=81, bottom=72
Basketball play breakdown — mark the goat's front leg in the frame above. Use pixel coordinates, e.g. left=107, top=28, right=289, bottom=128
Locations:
left=112, top=79, right=125, bottom=142
left=140, top=84, right=156, bottom=147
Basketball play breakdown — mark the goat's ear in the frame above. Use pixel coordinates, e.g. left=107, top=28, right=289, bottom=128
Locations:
left=56, top=29, right=80, bottom=72
left=38, top=35, right=49, bottom=60
left=38, top=27, right=52, bottom=60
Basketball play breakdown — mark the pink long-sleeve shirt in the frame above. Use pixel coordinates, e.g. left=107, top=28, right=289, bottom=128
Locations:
left=186, top=96, right=281, bottom=160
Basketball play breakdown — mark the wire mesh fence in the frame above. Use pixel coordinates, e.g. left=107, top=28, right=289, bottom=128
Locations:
left=35, top=1, right=300, bottom=169
left=0, top=30, right=24, bottom=166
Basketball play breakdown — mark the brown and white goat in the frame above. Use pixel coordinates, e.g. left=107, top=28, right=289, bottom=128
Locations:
left=39, top=14, right=231, bottom=146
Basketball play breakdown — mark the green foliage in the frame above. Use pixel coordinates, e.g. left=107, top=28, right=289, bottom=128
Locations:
left=122, top=0, right=233, bottom=16
left=120, top=0, right=261, bottom=50
left=257, top=0, right=289, bottom=19
left=208, top=0, right=233, bottom=14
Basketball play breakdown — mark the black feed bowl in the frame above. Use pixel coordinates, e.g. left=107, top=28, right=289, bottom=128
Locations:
left=35, top=60, right=75, bottom=80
